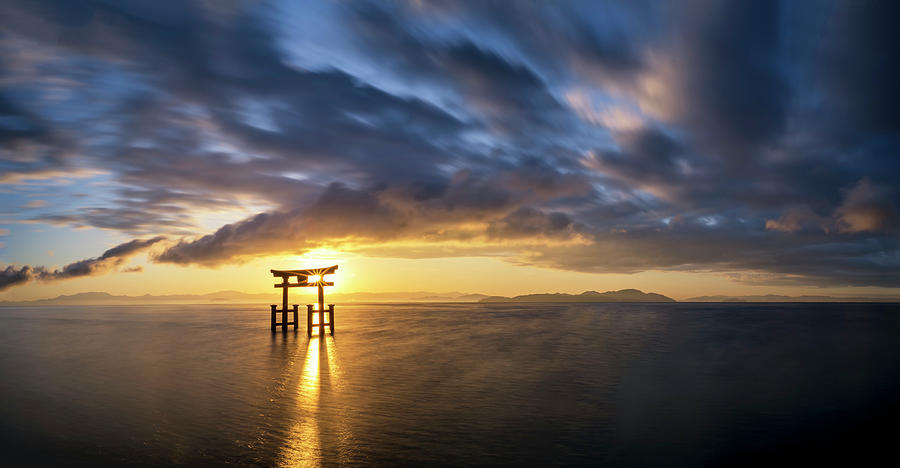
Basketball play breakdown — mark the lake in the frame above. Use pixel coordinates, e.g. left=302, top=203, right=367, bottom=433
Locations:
left=1, top=302, right=899, bottom=466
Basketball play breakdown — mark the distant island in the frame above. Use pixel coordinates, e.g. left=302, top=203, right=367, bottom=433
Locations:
left=479, top=289, right=675, bottom=303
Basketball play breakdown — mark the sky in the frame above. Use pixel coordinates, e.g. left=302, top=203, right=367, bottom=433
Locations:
left=1, top=0, right=898, bottom=301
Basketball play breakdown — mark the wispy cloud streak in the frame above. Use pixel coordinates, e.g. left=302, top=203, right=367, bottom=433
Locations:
left=0, top=237, right=164, bottom=291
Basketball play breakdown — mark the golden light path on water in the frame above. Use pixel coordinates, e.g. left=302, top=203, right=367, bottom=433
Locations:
left=278, top=334, right=345, bottom=467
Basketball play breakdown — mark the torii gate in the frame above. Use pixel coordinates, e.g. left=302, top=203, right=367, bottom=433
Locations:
left=270, top=265, right=338, bottom=336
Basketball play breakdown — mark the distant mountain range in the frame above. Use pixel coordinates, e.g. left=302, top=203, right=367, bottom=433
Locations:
left=479, top=289, right=675, bottom=303
left=2, top=290, right=898, bottom=306
left=0, top=290, right=491, bottom=306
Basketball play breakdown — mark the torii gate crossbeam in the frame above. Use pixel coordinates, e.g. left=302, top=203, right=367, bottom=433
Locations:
left=270, top=265, right=338, bottom=335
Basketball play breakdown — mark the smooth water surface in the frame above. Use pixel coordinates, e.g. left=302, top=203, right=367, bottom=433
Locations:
left=2, top=303, right=899, bottom=466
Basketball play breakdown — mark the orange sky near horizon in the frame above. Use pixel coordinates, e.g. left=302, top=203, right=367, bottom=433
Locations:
left=2, top=247, right=896, bottom=302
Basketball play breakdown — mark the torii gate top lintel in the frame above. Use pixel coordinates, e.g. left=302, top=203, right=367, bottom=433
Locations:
left=271, top=264, right=338, bottom=286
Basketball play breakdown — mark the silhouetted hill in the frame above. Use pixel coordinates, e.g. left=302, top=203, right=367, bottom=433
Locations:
left=480, top=289, right=676, bottom=303
left=0, top=291, right=271, bottom=306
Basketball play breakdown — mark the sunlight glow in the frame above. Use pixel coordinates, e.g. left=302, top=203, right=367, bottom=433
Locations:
left=301, top=338, right=320, bottom=394
left=279, top=338, right=321, bottom=467
left=307, top=275, right=321, bottom=283
left=278, top=336, right=343, bottom=466
left=282, top=249, right=346, bottom=292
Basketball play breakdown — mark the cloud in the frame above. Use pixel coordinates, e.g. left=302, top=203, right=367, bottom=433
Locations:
left=766, top=179, right=899, bottom=235
left=0, top=169, right=108, bottom=185
left=153, top=175, right=525, bottom=266
left=637, top=0, right=788, bottom=158
left=486, top=207, right=576, bottom=240
left=835, top=179, right=898, bottom=233
left=583, top=127, right=690, bottom=201
left=0, top=91, right=50, bottom=145
left=36, top=236, right=165, bottom=280
left=566, top=90, right=644, bottom=131
left=153, top=163, right=599, bottom=267
left=817, top=1, right=900, bottom=134
left=21, top=200, right=46, bottom=208
left=765, top=206, right=830, bottom=233
left=0, top=265, right=33, bottom=291
left=515, top=227, right=900, bottom=288
left=0, top=0, right=898, bottom=289
left=0, top=236, right=164, bottom=291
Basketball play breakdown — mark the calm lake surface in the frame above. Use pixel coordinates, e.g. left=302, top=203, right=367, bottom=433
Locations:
left=2, top=302, right=899, bottom=466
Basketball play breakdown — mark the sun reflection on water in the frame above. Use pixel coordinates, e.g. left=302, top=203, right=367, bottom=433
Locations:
left=277, top=335, right=345, bottom=467
left=278, top=337, right=322, bottom=467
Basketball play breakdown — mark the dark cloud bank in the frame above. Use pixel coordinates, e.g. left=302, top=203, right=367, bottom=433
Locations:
left=1, top=0, right=898, bottom=289
left=0, top=237, right=163, bottom=291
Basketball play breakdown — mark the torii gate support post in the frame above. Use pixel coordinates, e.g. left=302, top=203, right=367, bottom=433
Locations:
left=281, top=276, right=289, bottom=321
left=318, top=283, right=325, bottom=337
left=328, top=304, right=335, bottom=335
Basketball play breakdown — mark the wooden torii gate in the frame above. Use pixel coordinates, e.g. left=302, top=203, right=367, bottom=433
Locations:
left=270, top=265, right=338, bottom=336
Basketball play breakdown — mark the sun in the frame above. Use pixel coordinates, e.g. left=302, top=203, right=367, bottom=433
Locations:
left=271, top=249, right=348, bottom=293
